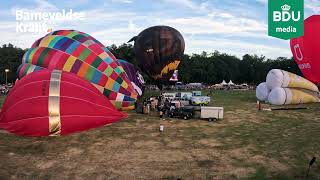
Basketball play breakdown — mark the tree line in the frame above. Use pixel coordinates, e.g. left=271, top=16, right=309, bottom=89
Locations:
left=109, top=44, right=302, bottom=85
left=0, top=44, right=26, bottom=84
left=0, top=43, right=301, bottom=85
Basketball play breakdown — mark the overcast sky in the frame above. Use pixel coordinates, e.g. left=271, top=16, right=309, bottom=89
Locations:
left=0, top=0, right=319, bottom=59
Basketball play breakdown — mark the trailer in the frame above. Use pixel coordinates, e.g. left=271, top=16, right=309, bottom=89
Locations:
left=200, top=107, right=224, bottom=121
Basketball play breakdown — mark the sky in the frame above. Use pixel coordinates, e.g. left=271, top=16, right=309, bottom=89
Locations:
left=0, top=0, right=319, bottom=59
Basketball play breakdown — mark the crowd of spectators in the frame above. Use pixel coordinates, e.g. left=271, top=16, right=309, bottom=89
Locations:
left=145, top=83, right=254, bottom=91
left=0, top=83, right=13, bottom=95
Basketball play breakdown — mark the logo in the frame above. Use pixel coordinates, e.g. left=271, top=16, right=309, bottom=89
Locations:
left=268, top=0, right=304, bottom=40
left=15, top=9, right=85, bottom=33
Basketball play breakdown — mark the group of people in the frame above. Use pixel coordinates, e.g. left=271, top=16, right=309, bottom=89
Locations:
left=0, top=84, right=12, bottom=95
left=137, top=94, right=183, bottom=120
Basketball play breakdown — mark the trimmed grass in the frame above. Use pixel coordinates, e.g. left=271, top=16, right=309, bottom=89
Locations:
left=0, top=90, right=319, bottom=179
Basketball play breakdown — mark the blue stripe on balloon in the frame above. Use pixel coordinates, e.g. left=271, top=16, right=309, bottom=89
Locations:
left=65, top=41, right=80, bottom=54
left=123, top=96, right=134, bottom=102
left=91, top=71, right=102, bottom=84
left=112, top=83, right=120, bottom=92
left=59, top=38, right=74, bottom=52
left=23, top=49, right=33, bottom=63
left=104, top=57, right=113, bottom=64
left=53, top=37, right=69, bottom=50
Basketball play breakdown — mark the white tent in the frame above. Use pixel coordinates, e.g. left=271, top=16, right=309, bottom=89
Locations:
left=221, top=80, right=227, bottom=86
left=228, top=80, right=235, bottom=86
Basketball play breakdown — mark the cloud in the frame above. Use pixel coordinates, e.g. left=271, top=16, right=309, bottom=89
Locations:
left=111, top=0, right=133, bottom=4
left=111, top=0, right=133, bottom=3
left=185, top=38, right=291, bottom=59
left=34, top=0, right=58, bottom=11
left=305, top=0, right=320, bottom=13
left=162, top=0, right=198, bottom=10
left=255, top=0, right=267, bottom=4
left=160, top=16, right=266, bottom=34
left=0, top=0, right=297, bottom=59
left=10, top=0, right=58, bottom=13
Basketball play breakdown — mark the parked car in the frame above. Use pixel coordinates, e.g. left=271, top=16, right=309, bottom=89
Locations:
left=169, top=106, right=194, bottom=120
left=190, top=91, right=211, bottom=105
left=190, top=96, right=211, bottom=105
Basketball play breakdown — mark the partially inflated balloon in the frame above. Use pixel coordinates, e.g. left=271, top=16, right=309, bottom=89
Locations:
left=268, top=87, right=320, bottom=105
left=290, top=15, right=320, bottom=84
left=0, top=70, right=126, bottom=136
left=117, top=59, right=145, bottom=96
left=129, top=26, right=185, bottom=88
left=256, top=82, right=270, bottom=101
left=17, top=63, right=44, bottom=78
left=19, top=30, right=138, bottom=110
left=266, top=69, right=319, bottom=92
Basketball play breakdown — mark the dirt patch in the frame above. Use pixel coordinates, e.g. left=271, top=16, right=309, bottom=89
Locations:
left=198, top=139, right=222, bottom=148
left=66, top=147, right=84, bottom=156
left=134, top=140, right=161, bottom=148
left=225, top=109, right=262, bottom=124
left=36, top=160, right=57, bottom=170
left=250, top=155, right=289, bottom=172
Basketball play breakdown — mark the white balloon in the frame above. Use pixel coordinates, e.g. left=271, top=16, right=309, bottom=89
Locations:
left=256, top=82, right=270, bottom=101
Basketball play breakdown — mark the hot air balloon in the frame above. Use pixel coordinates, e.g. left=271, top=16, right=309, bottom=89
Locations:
left=0, top=70, right=126, bottom=136
left=256, top=82, right=270, bottom=101
left=17, top=63, right=44, bottom=78
left=290, top=15, right=320, bottom=85
left=266, top=69, right=319, bottom=92
left=128, top=26, right=185, bottom=89
left=117, top=59, right=145, bottom=96
left=19, top=30, right=138, bottom=110
left=268, top=87, right=320, bottom=105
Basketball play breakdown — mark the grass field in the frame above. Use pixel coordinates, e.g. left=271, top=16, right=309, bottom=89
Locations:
left=0, top=91, right=320, bottom=179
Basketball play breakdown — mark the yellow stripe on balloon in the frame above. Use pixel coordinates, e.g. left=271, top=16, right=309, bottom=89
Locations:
left=40, top=35, right=55, bottom=47
left=153, top=60, right=180, bottom=79
left=99, top=52, right=108, bottom=60
left=48, top=70, right=62, bottom=136
left=63, top=56, right=77, bottom=71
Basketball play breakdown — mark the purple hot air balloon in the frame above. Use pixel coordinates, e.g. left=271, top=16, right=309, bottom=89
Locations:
left=117, top=59, right=145, bottom=96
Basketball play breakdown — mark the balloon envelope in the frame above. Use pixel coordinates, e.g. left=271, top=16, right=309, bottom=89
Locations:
left=268, top=87, right=320, bottom=105
left=266, top=69, right=319, bottom=92
left=0, top=70, right=126, bottom=136
left=129, top=26, right=185, bottom=87
left=256, top=82, right=270, bottom=101
left=290, top=15, right=320, bottom=84
left=19, top=30, right=138, bottom=110
left=117, top=59, right=145, bottom=96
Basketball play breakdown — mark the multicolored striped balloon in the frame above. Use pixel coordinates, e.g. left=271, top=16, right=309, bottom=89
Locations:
left=18, top=30, right=138, bottom=110
left=117, top=59, right=145, bottom=96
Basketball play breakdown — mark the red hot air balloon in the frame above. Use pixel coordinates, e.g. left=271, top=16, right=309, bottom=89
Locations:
left=0, top=70, right=126, bottom=136
left=290, top=15, right=320, bottom=85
